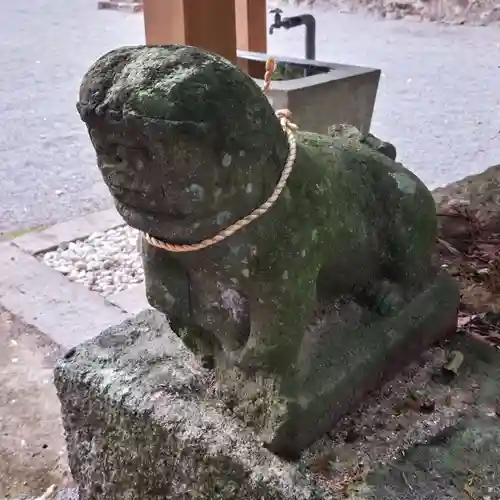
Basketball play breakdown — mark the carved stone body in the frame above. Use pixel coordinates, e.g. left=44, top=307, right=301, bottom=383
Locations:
left=78, top=45, right=459, bottom=458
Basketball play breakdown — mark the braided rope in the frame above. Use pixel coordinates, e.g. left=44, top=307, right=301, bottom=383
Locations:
left=143, top=57, right=298, bottom=253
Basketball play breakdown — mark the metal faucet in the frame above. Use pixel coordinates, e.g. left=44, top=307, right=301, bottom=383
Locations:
left=269, top=8, right=285, bottom=35
left=268, top=8, right=316, bottom=61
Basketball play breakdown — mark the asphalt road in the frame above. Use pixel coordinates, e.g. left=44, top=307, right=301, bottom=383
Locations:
left=1, top=1, right=499, bottom=234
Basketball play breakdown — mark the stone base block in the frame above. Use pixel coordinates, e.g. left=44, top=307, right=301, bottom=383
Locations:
left=54, top=310, right=329, bottom=500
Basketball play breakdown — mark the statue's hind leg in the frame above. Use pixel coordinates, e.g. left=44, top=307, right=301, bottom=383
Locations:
left=383, top=171, right=438, bottom=295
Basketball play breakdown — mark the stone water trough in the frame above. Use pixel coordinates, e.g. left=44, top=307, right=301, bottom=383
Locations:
left=238, top=50, right=381, bottom=135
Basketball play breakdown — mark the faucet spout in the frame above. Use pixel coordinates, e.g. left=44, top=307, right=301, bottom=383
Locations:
left=269, top=8, right=283, bottom=35
left=268, top=9, right=317, bottom=63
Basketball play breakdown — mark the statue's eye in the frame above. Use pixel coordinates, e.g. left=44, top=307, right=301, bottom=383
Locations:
left=111, top=144, right=125, bottom=163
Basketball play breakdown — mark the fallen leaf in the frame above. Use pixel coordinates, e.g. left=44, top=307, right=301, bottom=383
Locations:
left=310, top=452, right=336, bottom=475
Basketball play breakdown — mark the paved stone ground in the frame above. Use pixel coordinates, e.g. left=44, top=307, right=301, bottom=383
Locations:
left=0, top=307, right=73, bottom=499
left=1, top=1, right=498, bottom=235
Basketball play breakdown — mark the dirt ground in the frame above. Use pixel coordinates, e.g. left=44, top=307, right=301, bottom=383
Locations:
left=0, top=307, right=73, bottom=499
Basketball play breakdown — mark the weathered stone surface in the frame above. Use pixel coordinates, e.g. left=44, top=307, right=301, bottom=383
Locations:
left=363, top=417, right=500, bottom=499
left=347, top=334, right=500, bottom=499
left=77, top=45, right=460, bottom=457
left=328, top=124, right=397, bottom=160
left=433, top=164, right=500, bottom=250
left=54, top=310, right=330, bottom=500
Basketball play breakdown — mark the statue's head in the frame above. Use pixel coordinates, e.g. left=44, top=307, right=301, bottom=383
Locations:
left=77, top=45, right=288, bottom=242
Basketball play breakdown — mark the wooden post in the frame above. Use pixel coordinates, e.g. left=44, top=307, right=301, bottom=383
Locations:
left=143, top=0, right=238, bottom=64
left=235, top=0, right=267, bottom=77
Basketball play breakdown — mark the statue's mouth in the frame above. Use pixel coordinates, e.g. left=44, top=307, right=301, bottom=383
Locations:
left=113, top=194, right=192, bottom=221
left=107, top=181, right=241, bottom=244
left=112, top=196, right=225, bottom=247
left=106, top=181, right=190, bottom=219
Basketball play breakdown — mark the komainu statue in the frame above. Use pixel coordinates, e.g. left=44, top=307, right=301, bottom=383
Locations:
left=77, top=45, right=459, bottom=458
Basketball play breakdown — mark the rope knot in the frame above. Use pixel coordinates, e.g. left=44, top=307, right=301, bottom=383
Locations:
left=276, top=108, right=298, bottom=132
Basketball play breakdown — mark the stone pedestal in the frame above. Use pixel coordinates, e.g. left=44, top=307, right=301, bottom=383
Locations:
left=54, top=310, right=330, bottom=500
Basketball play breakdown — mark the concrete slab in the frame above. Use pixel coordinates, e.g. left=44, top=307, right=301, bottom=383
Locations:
left=12, top=208, right=124, bottom=256
left=107, top=283, right=151, bottom=315
left=0, top=242, right=129, bottom=349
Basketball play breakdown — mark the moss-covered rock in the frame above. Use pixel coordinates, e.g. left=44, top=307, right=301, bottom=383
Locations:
left=350, top=335, right=500, bottom=500
left=77, top=45, right=459, bottom=458
left=433, top=164, right=500, bottom=250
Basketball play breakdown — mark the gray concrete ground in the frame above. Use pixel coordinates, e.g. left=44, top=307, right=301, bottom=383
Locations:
left=1, top=1, right=499, bottom=235
left=0, top=307, right=73, bottom=499
left=0, top=213, right=137, bottom=498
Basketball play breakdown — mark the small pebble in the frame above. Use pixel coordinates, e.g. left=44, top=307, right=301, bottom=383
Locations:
left=74, top=261, right=86, bottom=271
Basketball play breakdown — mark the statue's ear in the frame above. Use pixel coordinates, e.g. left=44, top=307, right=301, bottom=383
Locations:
left=361, top=134, right=397, bottom=161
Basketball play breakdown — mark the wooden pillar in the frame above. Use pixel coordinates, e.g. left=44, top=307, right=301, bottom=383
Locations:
left=235, top=0, right=267, bottom=78
left=143, top=0, right=238, bottom=64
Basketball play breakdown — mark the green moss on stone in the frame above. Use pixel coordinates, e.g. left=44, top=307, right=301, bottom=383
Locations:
left=77, top=45, right=459, bottom=459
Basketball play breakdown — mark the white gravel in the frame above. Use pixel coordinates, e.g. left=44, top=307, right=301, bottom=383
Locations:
left=41, top=226, right=143, bottom=297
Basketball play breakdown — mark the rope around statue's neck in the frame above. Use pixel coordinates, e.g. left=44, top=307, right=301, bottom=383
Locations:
left=143, top=57, right=298, bottom=253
